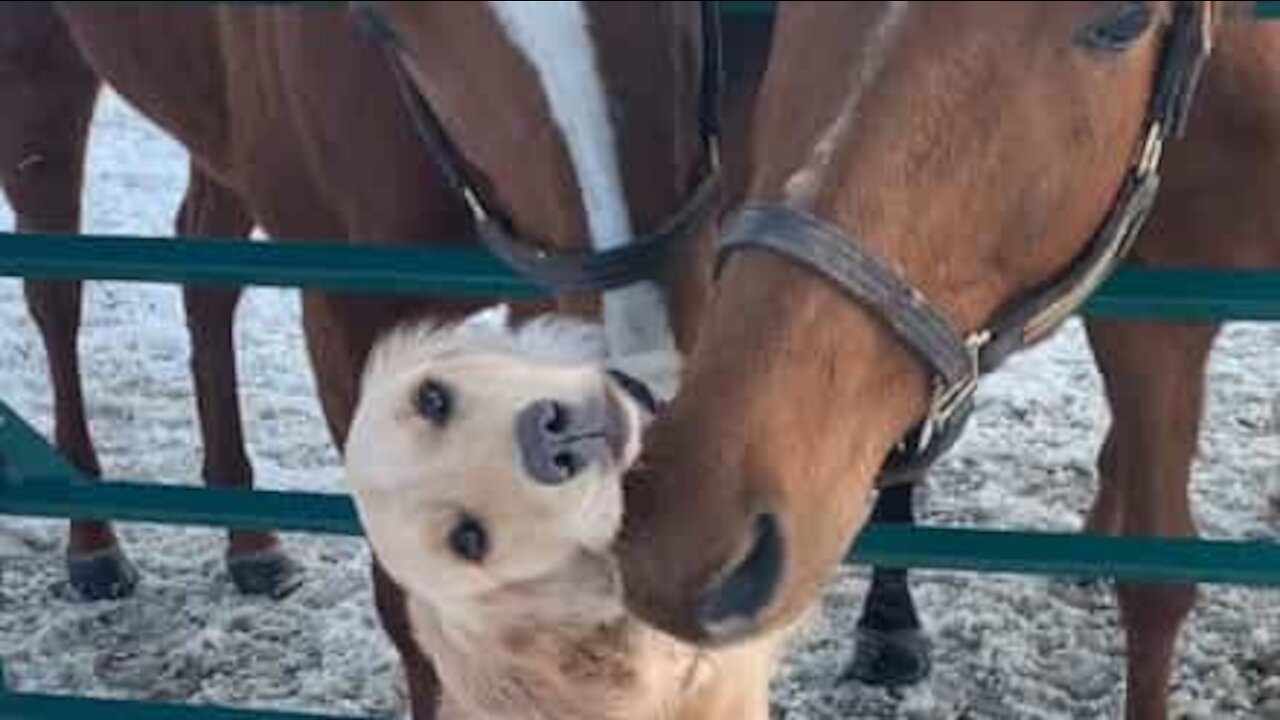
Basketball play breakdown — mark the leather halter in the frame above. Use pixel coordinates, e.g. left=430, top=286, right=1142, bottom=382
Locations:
left=350, top=1, right=726, bottom=294
left=714, top=2, right=1216, bottom=488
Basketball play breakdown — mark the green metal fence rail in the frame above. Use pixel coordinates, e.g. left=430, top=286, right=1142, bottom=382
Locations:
left=6, top=232, right=1280, bottom=320
left=0, top=688, right=375, bottom=720
left=4, top=1, right=1280, bottom=718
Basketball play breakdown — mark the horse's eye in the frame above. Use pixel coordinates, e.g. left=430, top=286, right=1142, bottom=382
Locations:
left=448, top=515, right=489, bottom=564
left=1073, top=1, right=1153, bottom=52
left=417, top=379, right=452, bottom=425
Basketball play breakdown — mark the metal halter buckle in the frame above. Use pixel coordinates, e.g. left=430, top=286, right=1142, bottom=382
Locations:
left=1137, top=121, right=1166, bottom=177
left=914, top=330, right=989, bottom=453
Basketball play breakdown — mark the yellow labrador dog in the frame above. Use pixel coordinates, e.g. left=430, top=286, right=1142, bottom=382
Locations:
left=343, top=308, right=786, bottom=720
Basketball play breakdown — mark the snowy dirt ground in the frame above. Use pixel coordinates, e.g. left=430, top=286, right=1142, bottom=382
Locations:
left=1, top=92, right=1278, bottom=719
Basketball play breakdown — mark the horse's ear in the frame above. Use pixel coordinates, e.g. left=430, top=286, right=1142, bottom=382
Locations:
left=1074, top=1, right=1157, bottom=52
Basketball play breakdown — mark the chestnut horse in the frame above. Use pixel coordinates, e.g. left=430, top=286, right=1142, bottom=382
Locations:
left=1, top=1, right=491, bottom=601
left=3, top=2, right=777, bottom=717
left=4, top=0, right=752, bottom=594
left=616, top=2, right=1279, bottom=719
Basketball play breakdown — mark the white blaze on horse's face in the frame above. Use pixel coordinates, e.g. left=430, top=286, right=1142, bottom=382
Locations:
left=343, top=312, right=652, bottom=627
left=486, top=1, right=681, bottom=364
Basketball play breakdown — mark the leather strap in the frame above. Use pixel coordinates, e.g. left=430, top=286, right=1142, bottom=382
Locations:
left=1153, top=0, right=1214, bottom=139
left=350, top=0, right=727, bottom=295
left=476, top=167, right=723, bottom=293
left=717, top=206, right=978, bottom=397
left=979, top=169, right=1160, bottom=372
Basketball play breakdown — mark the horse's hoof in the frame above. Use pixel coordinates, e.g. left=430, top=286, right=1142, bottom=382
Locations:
left=66, top=545, right=141, bottom=601
left=228, top=547, right=305, bottom=599
left=841, top=626, right=932, bottom=688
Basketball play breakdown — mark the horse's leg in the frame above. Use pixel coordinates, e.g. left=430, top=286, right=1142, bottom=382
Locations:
left=1084, top=318, right=1217, bottom=720
left=176, top=167, right=303, bottom=598
left=1, top=8, right=137, bottom=601
left=843, top=479, right=930, bottom=687
left=373, top=555, right=442, bottom=720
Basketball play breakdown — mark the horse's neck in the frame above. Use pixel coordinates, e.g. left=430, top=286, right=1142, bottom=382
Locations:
left=406, top=597, right=703, bottom=720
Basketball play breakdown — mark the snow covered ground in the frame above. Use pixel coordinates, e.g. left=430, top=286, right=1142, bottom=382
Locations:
left=1, top=91, right=1277, bottom=719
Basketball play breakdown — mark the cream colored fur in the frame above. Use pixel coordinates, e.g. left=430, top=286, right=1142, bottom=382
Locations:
left=345, top=308, right=787, bottom=719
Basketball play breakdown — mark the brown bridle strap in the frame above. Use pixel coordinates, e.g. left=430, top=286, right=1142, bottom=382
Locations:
left=715, top=1, right=1214, bottom=486
left=715, top=206, right=982, bottom=410
left=349, top=1, right=726, bottom=294
left=981, top=0, right=1212, bottom=368
left=476, top=169, right=722, bottom=294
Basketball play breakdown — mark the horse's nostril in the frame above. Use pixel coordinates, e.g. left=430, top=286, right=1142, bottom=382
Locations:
left=696, top=512, right=785, bottom=640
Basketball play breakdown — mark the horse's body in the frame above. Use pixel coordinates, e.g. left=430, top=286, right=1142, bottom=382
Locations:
left=1, top=2, right=502, bottom=601
left=848, top=0, right=1280, bottom=700
left=613, top=3, right=1280, bottom=719
left=2, top=3, right=772, bottom=717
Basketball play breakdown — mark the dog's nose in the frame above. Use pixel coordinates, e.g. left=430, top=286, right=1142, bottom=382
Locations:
left=516, top=398, right=617, bottom=485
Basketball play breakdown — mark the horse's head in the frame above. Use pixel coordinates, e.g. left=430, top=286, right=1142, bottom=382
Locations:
left=344, top=309, right=658, bottom=631
left=349, top=1, right=721, bottom=367
left=617, top=1, right=1216, bottom=644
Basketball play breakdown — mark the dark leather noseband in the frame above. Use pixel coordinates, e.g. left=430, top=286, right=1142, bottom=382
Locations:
left=715, top=1, right=1214, bottom=487
left=350, top=0, right=726, bottom=294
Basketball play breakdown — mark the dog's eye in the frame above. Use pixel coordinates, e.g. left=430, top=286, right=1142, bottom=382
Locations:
left=417, top=379, right=452, bottom=425
left=448, top=514, right=489, bottom=564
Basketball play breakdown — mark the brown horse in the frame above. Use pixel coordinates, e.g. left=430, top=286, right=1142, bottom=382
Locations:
left=1, top=1, right=480, bottom=601
left=3, top=0, right=781, bottom=596
left=615, top=2, right=1279, bottom=719
left=4, top=2, right=771, bottom=717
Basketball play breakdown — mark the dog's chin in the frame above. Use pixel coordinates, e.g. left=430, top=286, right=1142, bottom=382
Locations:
left=482, top=550, right=625, bottom=629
